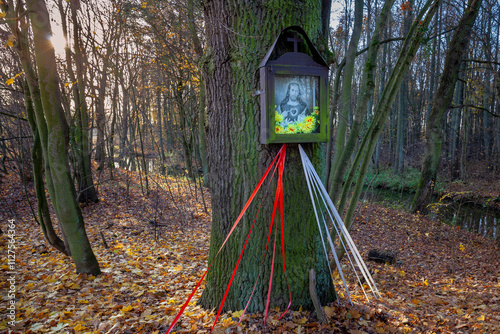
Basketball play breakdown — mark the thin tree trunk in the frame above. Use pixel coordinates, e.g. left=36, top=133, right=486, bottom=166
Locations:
left=412, top=0, right=482, bottom=214
left=333, top=0, right=396, bottom=215
left=328, top=0, right=363, bottom=204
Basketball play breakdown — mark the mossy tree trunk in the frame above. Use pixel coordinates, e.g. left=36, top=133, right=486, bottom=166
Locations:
left=23, top=0, right=100, bottom=275
left=329, top=0, right=396, bottom=214
left=328, top=0, right=363, bottom=203
left=412, top=0, right=482, bottom=214
left=3, top=0, right=69, bottom=255
left=199, top=0, right=335, bottom=312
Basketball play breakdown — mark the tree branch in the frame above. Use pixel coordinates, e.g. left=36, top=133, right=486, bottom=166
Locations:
left=0, top=110, right=28, bottom=121
left=451, top=104, right=500, bottom=117
left=462, top=59, right=500, bottom=66
left=0, top=136, right=32, bottom=142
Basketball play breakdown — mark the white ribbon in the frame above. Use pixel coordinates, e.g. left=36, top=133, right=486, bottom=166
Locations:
left=299, top=145, right=380, bottom=302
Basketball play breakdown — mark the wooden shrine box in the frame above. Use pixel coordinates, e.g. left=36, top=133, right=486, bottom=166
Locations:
left=259, top=26, right=329, bottom=144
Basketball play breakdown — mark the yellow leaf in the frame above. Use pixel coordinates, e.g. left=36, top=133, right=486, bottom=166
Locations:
left=65, top=82, right=70, bottom=87
left=477, top=315, right=485, bottom=321
left=25, top=306, right=35, bottom=316
left=232, top=310, right=244, bottom=318
left=69, top=283, right=81, bottom=290
left=459, top=244, right=465, bottom=252
left=0, top=12, right=6, bottom=19
left=121, top=305, right=133, bottom=313
left=142, top=2, right=147, bottom=8
left=74, top=324, right=87, bottom=331
left=6, top=78, right=14, bottom=85
left=221, top=318, right=234, bottom=327
left=423, top=279, right=429, bottom=286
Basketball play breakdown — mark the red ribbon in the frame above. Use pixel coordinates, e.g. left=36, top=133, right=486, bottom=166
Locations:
left=166, top=144, right=288, bottom=334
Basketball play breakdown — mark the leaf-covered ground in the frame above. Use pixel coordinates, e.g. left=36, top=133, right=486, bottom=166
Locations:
left=1, top=167, right=499, bottom=334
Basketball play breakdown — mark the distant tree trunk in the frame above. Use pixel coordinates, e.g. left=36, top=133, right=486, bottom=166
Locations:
left=119, top=75, right=130, bottom=162
left=394, top=0, right=413, bottom=175
left=426, top=13, right=439, bottom=121
left=482, top=18, right=493, bottom=163
left=449, top=64, right=465, bottom=180
left=95, top=46, right=112, bottom=170
left=199, top=0, right=336, bottom=312
left=66, top=0, right=98, bottom=203
left=23, top=0, right=100, bottom=274
left=460, top=106, right=470, bottom=179
left=108, top=80, right=119, bottom=178
left=412, top=0, right=482, bottom=214
left=187, top=0, right=209, bottom=186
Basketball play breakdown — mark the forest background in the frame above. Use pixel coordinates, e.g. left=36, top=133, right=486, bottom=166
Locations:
left=1, top=0, right=499, bottom=333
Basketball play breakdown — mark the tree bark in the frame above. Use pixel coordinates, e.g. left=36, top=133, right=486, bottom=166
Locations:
left=412, top=0, right=483, bottom=214
left=199, top=0, right=335, bottom=312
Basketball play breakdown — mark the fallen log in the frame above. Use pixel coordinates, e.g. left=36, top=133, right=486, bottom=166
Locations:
left=367, top=249, right=397, bottom=265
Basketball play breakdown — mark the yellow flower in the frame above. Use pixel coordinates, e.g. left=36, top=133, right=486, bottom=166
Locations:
left=275, top=125, right=284, bottom=134
left=304, top=115, right=315, bottom=124
left=275, top=112, right=284, bottom=123
left=287, top=124, right=297, bottom=133
left=313, top=107, right=320, bottom=115
left=297, top=116, right=317, bottom=133
left=298, top=121, right=314, bottom=133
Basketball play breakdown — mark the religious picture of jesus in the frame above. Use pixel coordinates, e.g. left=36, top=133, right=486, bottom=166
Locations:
left=279, top=83, right=308, bottom=122
left=274, top=75, right=320, bottom=135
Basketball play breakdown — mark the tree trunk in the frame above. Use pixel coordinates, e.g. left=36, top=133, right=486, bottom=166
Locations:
left=24, top=81, right=68, bottom=255
left=25, top=0, right=101, bottom=275
left=95, top=47, right=111, bottom=169
left=199, top=0, right=335, bottom=312
left=3, top=0, right=69, bottom=255
left=187, top=0, right=209, bottom=186
left=331, top=0, right=396, bottom=217
left=412, top=0, right=482, bottom=214
left=394, top=0, right=413, bottom=175
left=328, top=0, right=363, bottom=203
left=66, top=0, right=98, bottom=203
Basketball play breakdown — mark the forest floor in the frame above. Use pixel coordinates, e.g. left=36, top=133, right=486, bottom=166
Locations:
left=1, top=165, right=499, bottom=334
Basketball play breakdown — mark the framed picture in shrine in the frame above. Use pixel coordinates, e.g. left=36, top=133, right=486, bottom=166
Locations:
left=260, top=65, right=328, bottom=144
left=274, top=74, right=320, bottom=135
left=259, top=27, right=329, bottom=144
